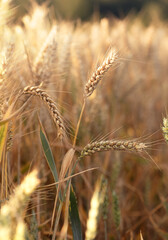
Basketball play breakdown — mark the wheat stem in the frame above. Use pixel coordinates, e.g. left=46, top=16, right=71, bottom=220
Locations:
left=73, top=99, right=86, bottom=147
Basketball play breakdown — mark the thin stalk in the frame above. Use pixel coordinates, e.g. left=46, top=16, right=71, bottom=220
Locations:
left=52, top=201, right=64, bottom=240
left=73, top=98, right=86, bottom=147
left=1, top=150, right=5, bottom=200
left=17, top=119, right=21, bottom=185
left=5, top=153, right=7, bottom=199
left=104, top=220, right=107, bottom=240
left=51, top=157, right=82, bottom=239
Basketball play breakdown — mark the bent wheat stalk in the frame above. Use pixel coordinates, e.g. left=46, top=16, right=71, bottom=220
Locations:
left=81, top=139, right=146, bottom=157
left=84, top=49, right=118, bottom=97
left=23, top=86, right=65, bottom=139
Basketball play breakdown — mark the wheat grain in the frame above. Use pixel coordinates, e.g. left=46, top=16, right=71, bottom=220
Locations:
left=84, top=49, right=118, bottom=97
left=23, top=86, right=65, bottom=139
left=81, top=139, right=146, bottom=157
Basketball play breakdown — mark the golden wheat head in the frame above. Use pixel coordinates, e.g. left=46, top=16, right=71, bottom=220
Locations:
left=84, top=49, right=118, bottom=97
left=23, top=86, right=65, bottom=139
left=81, top=139, right=146, bottom=157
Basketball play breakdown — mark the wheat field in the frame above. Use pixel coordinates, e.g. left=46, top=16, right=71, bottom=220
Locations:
left=0, top=1, right=168, bottom=240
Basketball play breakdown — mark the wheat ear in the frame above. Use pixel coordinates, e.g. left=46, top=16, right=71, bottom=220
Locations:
left=84, top=49, right=118, bottom=97
left=23, top=86, right=65, bottom=139
left=85, top=176, right=107, bottom=240
left=0, top=170, right=39, bottom=240
left=33, top=26, right=57, bottom=85
left=162, top=117, right=168, bottom=143
left=81, top=139, right=146, bottom=157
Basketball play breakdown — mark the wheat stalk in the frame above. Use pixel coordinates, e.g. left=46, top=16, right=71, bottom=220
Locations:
left=84, top=49, right=118, bottom=97
left=23, top=86, right=65, bottom=139
left=81, top=139, right=146, bottom=157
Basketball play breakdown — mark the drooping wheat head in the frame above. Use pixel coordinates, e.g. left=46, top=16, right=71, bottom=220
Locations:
left=81, top=139, right=146, bottom=157
left=23, top=86, right=65, bottom=139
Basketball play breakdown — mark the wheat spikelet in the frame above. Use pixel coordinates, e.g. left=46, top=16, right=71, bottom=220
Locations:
left=84, top=49, right=118, bottom=97
left=81, top=139, right=146, bottom=157
left=6, top=121, right=13, bottom=152
left=0, top=42, right=15, bottom=82
left=0, top=42, right=15, bottom=121
left=162, top=117, right=168, bottom=143
left=33, top=26, right=57, bottom=85
left=23, top=86, right=65, bottom=139
left=102, top=178, right=108, bottom=224
left=58, top=31, right=72, bottom=79
left=0, top=98, right=9, bottom=124
left=13, top=220, right=26, bottom=240
left=29, top=211, right=38, bottom=240
left=4, top=42, right=15, bottom=68
left=0, top=170, right=39, bottom=216
left=85, top=176, right=107, bottom=240
left=112, top=190, right=120, bottom=229
left=0, top=170, right=39, bottom=240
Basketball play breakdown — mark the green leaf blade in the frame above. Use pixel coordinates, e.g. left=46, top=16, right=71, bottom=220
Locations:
left=40, top=127, right=58, bottom=183
left=69, top=187, right=83, bottom=240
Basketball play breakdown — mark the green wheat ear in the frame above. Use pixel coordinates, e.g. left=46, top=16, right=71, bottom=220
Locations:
left=162, top=118, right=168, bottom=143
left=112, top=191, right=120, bottom=229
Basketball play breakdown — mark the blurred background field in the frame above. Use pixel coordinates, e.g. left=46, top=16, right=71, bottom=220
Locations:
left=0, top=0, right=168, bottom=239
left=11, top=0, right=168, bottom=22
